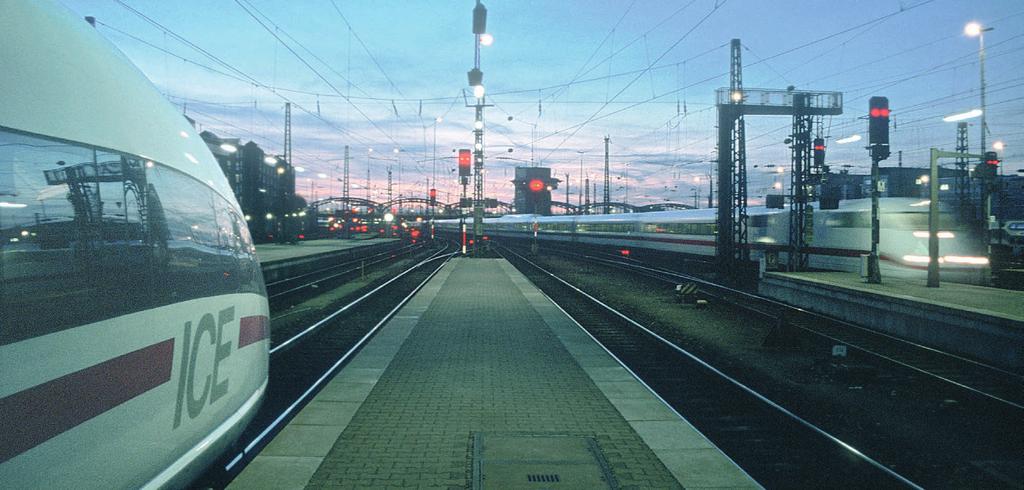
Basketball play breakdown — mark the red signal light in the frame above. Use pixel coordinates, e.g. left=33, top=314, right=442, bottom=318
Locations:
left=458, top=149, right=472, bottom=177
left=870, top=107, right=891, bottom=118
left=528, top=179, right=545, bottom=192
left=429, top=188, right=437, bottom=199
left=298, top=234, right=305, bottom=239
left=620, top=249, right=631, bottom=256
left=985, top=151, right=1000, bottom=166
left=814, top=144, right=825, bottom=151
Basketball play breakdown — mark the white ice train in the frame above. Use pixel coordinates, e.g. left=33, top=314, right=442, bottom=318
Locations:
left=1, top=2, right=268, bottom=488
left=438, top=198, right=991, bottom=283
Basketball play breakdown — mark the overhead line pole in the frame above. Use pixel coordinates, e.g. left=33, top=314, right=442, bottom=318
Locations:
left=604, top=136, right=611, bottom=214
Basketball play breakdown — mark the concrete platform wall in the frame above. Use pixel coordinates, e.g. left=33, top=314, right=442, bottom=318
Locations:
left=759, top=275, right=1024, bottom=372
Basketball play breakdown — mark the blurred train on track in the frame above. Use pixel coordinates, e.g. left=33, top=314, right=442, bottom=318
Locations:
left=1, top=2, right=268, bottom=487
left=437, top=197, right=991, bottom=284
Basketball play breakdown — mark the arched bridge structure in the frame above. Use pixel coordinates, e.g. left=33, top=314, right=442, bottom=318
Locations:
left=308, top=196, right=698, bottom=221
left=575, top=202, right=638, bottom=214
left=635, top=202, right=696, bottom=212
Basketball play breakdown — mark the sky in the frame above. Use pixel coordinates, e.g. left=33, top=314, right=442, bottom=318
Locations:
left=61, top=0, right=1024, bottom=207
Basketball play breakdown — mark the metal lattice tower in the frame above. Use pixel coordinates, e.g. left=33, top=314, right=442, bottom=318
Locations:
left=729, top=39, right=749, bottom=262
left=284, top=102, right=292, bottom=167
left=473, top=104, right=484, bottom=245
left=789, top=93, right=813, bottom=271
left=715, top=44, right=841, bottom=270
left=603, top=136, right=610, bottom=214
left=955, top=122, right=970, bottom=210
left=584, top=177, right=590, bottom=213
left=342, top=145, right=350, bottom=201
left=387, top=167, right=393, bottom=205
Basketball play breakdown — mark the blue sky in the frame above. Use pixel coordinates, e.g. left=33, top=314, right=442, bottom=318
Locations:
left=61, top=0, right=1024, bottom=206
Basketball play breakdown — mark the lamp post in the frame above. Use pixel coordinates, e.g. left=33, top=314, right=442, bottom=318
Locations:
left=964, top=22, right=992, bottom=163
left=966, top=22, right=997, bottom=256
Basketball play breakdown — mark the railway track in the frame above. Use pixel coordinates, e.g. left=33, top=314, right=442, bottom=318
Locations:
left=266, top=242, right=424, bottom=308
left=499, top=246, right=921, bottom=488
left=555, top=248, right=1024, bottom=411
left=197, top=242, right=456, bottom=487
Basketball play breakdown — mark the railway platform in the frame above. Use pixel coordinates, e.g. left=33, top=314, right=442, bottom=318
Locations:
left=230, top=258, right=757, bottom=489
left=255, top=238, right=400, bottom=264
left=256, top=238, right=401, bottom=283
left=760, top=271, right=1024, bottom=371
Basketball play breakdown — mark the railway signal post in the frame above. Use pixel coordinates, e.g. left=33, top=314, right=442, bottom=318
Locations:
left=866, top=96, right=891, bottom=284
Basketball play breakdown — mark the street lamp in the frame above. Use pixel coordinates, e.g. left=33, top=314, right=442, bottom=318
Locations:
left=835, top=134, right=862, bottom=144
left=942, top=109, right=982, bottom=122
left=965, top=21, right=993, bottom=163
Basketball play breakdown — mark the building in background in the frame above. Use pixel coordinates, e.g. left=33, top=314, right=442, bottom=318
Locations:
left=200, top=131, right=303, bottom=243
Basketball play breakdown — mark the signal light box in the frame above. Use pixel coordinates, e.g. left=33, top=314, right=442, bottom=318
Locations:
left=458, top=149, right=472, bottom=177
left=512, top=167, right=558, bottom=215
left=868, top=96, right=890, bottom=161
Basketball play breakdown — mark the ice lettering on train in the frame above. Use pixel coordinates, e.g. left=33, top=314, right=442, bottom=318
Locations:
left=173, top=306, right=234, bottom=428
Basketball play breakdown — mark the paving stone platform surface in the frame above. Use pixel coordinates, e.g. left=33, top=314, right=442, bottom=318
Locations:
left=232, top=258, right=757, bottom=489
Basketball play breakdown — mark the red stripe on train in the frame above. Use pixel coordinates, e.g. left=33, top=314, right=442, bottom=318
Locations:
left=0, top=338, right=174, bottom=463
left=238, top=315, right=269, bottom=348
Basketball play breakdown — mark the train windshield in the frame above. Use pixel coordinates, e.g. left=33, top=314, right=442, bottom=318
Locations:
left=0, top=127, right=262, bottom=345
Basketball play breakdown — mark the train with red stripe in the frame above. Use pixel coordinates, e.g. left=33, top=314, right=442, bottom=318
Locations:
left=1, top=2, right=268, bottom=487
left=437, top=198, right=991, bottom=284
